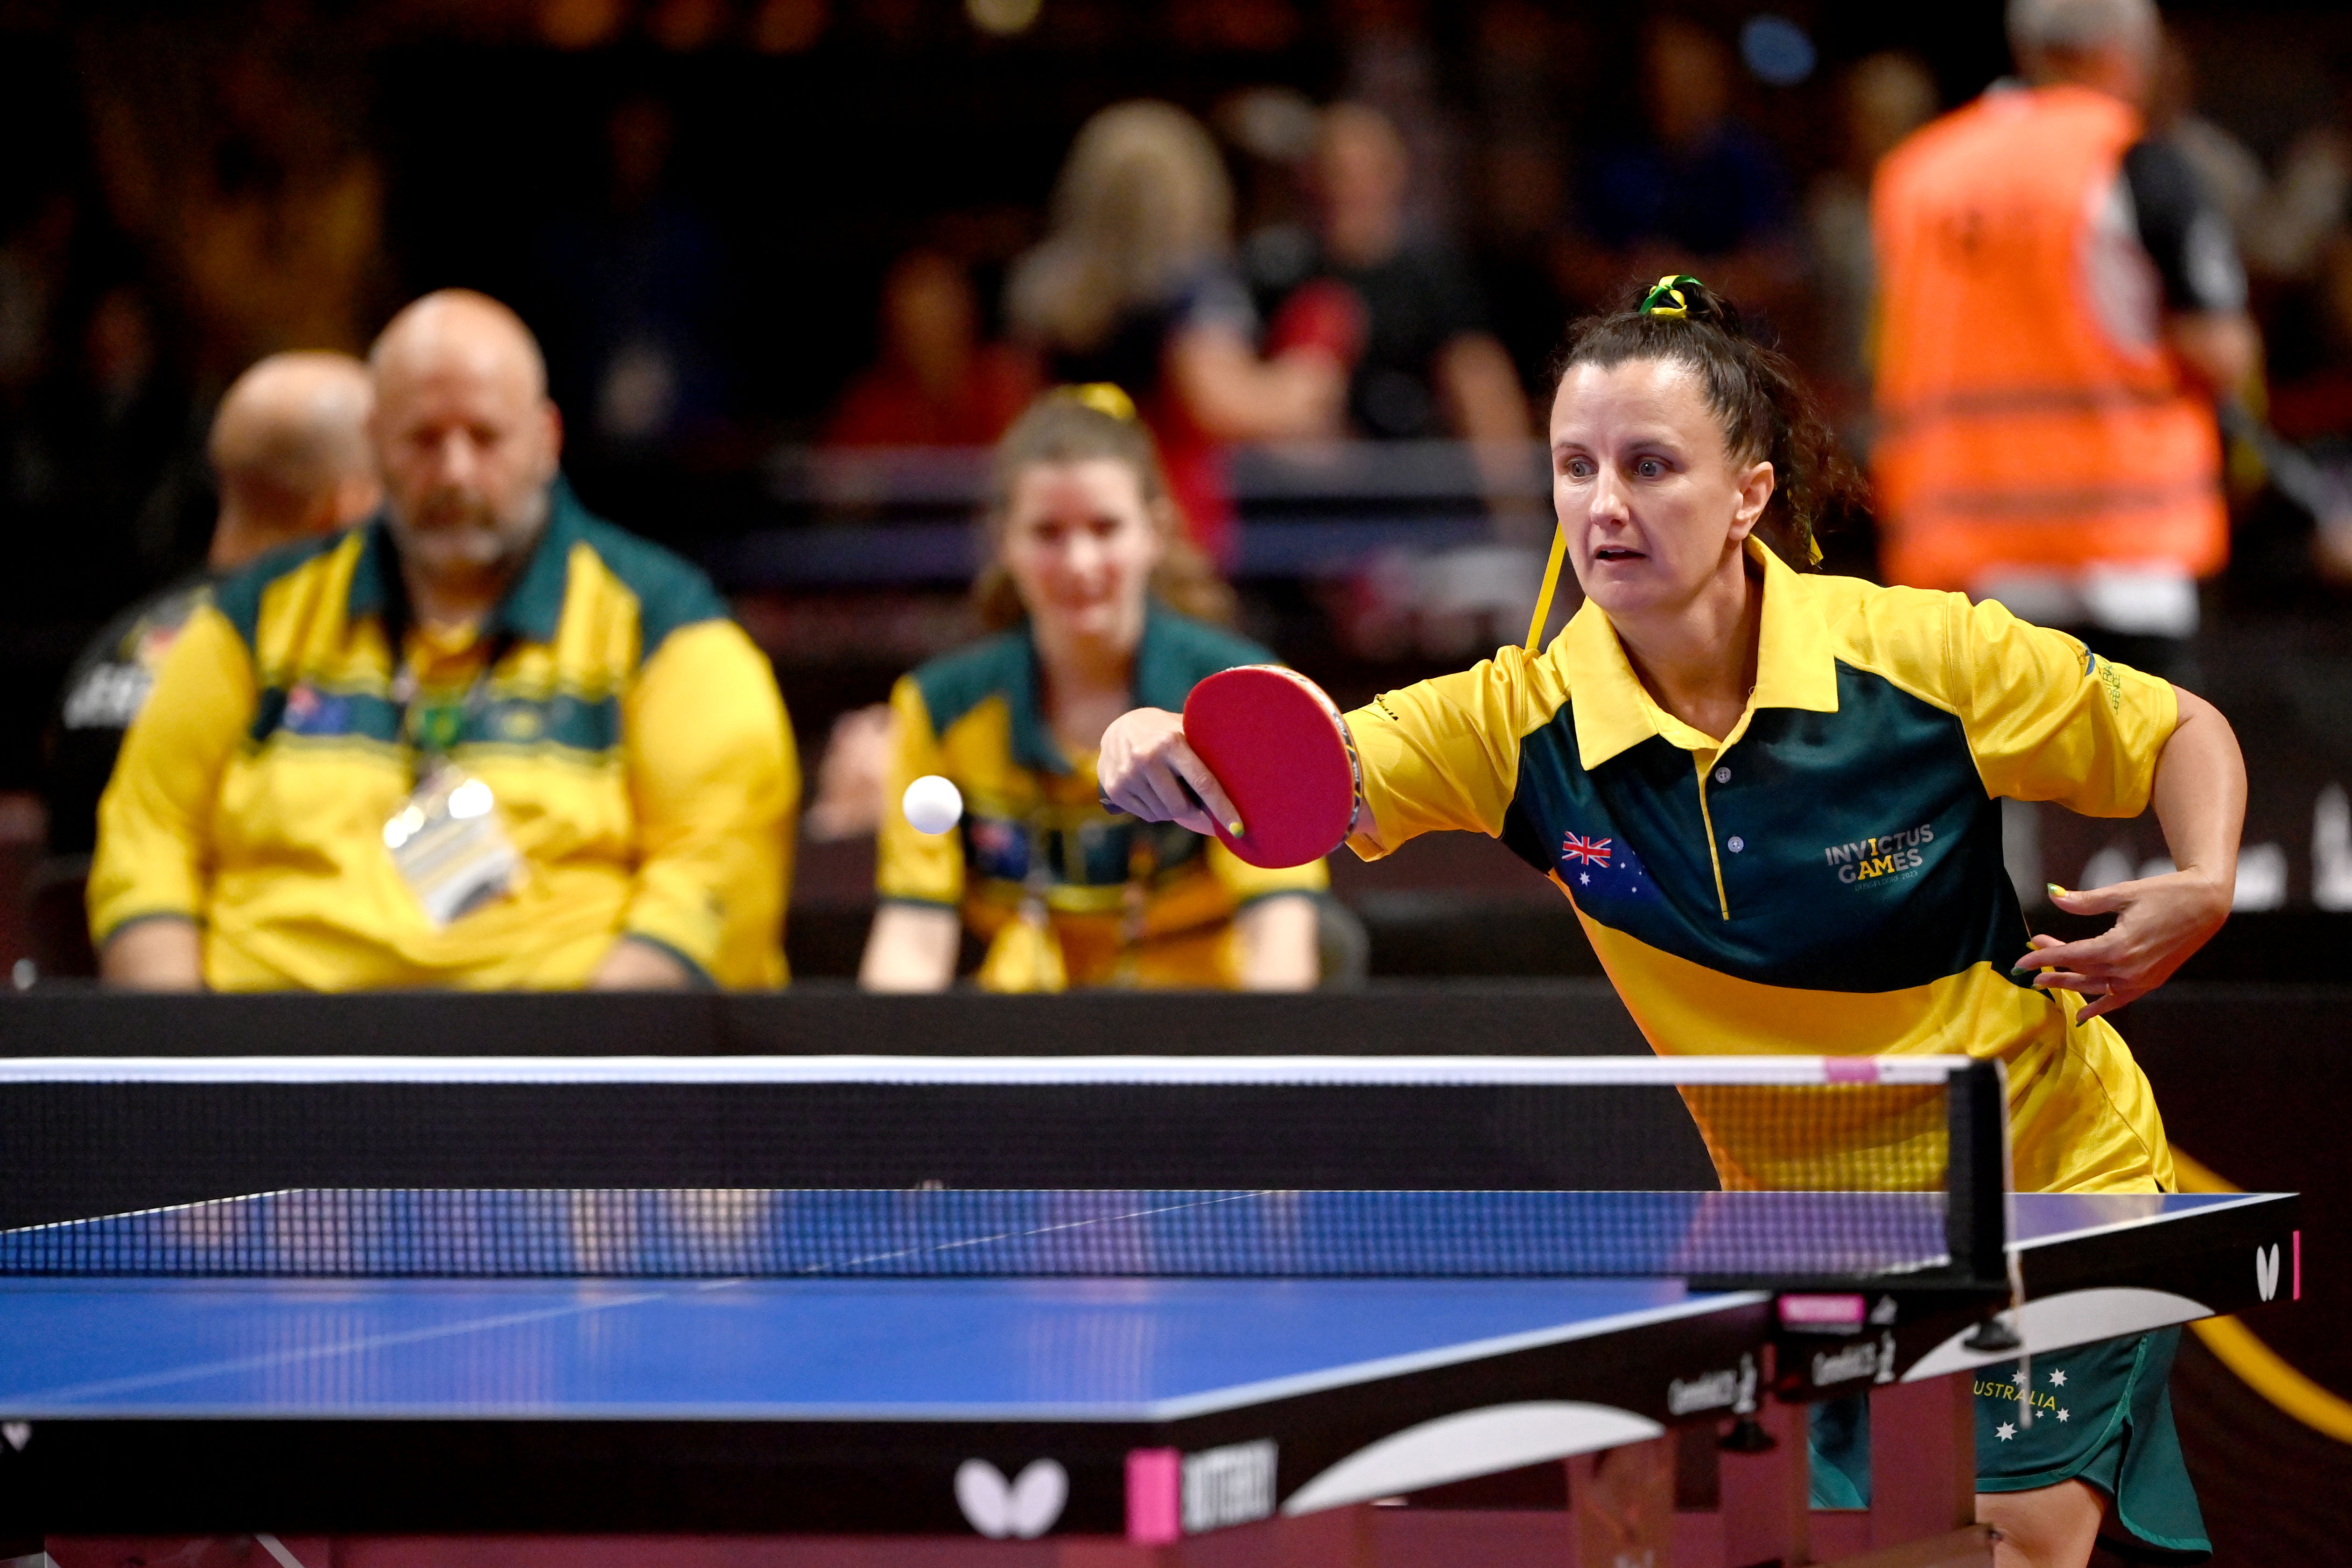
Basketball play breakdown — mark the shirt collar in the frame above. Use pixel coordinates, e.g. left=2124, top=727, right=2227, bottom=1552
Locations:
left=344, top=516, right=397, bottom=624
left=345, top=476, right=583, bottom=645
left=1007, top=603, right=1188, bottom=775
left=1559, top=536, right=1840, bottom=770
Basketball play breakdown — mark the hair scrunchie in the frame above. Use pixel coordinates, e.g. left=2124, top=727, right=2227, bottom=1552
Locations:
left=1055, top=382, right=1139, bottom=422
left=1640, top=274, right=1705, bottom=320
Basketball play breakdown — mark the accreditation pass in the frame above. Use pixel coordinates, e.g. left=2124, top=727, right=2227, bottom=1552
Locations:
left=383, top=764, right=523, bottom=927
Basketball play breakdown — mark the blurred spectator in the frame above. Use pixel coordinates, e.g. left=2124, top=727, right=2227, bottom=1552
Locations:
left=1249, top=104, right=1531, bottom=450
left=860, top=387, right=1324, bottom=992
left=0, top=201, right=210, bottom=795
left=46, top=353, right=380, bottom=865
left=0, top=192, right=74, bottom=408
left=2238, top=68, right=2352, bottom=435
left=1216, top=85, right=1323, bottom=265
left=1333, top=0, right=1466, bottom=239
left=0, top=195, right=80, bottom=673
left=1465, top=1, right=1578, bottom=397
left=89, top=290, right=798, bottom=992
left=1559, top=18, right=1799, bottom=318
left=803, top=703, right=895, bottom=841
left=535, top=95, right=732, bottom=458
left=1006, top=101, right=1346, bottom=563
left=824, top=250, right=1038, bottom=447
left=82, top=16, right=386, bottom=384
left=1873, top=0, right=2257, bottom=678
left=2148, top=36, right=2266, bottom=244
left=2236, top=74, right=2351, bottom=295
left=1805, top=53, right=1938, bottom=432
left=12, top=280, right=208, bottom=611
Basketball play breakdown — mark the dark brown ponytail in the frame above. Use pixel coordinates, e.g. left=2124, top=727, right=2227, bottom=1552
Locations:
left=1552, top=279, right=1868, bottom=570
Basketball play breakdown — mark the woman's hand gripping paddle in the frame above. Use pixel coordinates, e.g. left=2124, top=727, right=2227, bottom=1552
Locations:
left=1099, top=666, right=1360, bottom=869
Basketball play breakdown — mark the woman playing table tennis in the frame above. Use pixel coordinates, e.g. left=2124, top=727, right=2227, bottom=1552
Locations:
left=860, top=385, right=1326, bottom=992
left=1099, top=278, right=2246, bottom=1567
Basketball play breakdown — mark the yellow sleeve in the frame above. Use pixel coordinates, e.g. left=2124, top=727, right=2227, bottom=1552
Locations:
left=1952, top=597, right=2179, bottom=815
left=88, top=604, right=255, bottom=945
left=1341, top=648, right=1544, bottom=861
left=1208, top=839, right=1330, bottom=901
left=620, top=619, right=798, bottom=988
left=875, top=675, right=963, bottom=909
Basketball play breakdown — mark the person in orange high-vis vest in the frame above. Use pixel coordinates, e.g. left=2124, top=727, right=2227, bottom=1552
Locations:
left=1873, top=0, right=2256, bottom=680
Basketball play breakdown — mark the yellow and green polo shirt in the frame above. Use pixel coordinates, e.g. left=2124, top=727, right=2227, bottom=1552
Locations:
left=1345, top=538, right=2179, bottom=1194
left=89, top=485, right=798, bottom=991
left=878, top=606, right=1327, bottom=989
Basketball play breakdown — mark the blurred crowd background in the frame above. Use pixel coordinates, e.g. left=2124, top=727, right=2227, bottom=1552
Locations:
left=7, top=0, right=2352, bottom=977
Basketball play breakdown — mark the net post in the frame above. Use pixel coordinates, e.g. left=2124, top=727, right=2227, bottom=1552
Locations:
left=1943, top=1058, right=2010, bottom=1290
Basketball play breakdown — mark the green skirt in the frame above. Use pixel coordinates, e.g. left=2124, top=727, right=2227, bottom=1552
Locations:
left=1809, top=1328, right=2209, bottom=1561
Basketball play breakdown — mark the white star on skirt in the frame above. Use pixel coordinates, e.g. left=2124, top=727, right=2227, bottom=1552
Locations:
left=2056, top=1408, right=2070, bottom=1421
left=1996, top=1423, right=2017, bottom=1441
left=1580, top=872, right=1590, bottom=884
left=2050, top=1369, right=2067, bottom=1387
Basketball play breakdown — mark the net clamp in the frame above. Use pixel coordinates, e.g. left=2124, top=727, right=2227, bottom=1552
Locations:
left=1963, top=1312, right=2023, bottom=1352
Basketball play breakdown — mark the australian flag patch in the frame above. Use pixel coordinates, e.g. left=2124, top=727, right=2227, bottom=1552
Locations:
left=279, top=682, right=353, bottom=738
left=1558, top=829, right=1650, bottom=900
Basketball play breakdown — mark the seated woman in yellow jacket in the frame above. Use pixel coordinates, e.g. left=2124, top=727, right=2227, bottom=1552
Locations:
left=859, top=386, right=1325, bottom=991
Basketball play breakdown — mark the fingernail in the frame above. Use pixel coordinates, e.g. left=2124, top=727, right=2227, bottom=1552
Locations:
left=1226, top=818, right=1246, bottom=837
left=2046, top=883, right=2068, bottom=897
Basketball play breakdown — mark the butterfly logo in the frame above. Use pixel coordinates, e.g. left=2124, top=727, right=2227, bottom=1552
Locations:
left=2256, top=1243, right=2282, bottom=1302
left=955, top=1457, right=1069, bottom=1538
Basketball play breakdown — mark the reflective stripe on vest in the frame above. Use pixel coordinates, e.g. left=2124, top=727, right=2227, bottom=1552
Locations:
left=1871, top=84, right=2225, bottom=593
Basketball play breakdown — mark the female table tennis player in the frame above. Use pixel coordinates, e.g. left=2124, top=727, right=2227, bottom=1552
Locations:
left=1098, top=278, right=2245, bottom=1567
left=860, top=385, right=1325, bottom=993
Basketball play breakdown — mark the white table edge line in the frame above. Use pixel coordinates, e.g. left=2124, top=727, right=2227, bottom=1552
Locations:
left=2010, top=1191, right=2289, bottom=1253
left=1141, top=1290, right=1774, bottom=1420
left=0, top=1054, right=1982, bottom=1085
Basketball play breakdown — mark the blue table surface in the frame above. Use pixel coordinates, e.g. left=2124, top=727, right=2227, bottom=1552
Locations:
left=0, top=1192, right=2261, bottom=1422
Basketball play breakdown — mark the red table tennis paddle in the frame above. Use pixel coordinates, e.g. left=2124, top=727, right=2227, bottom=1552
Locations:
left=1102, top=665, right=1359, bottom=869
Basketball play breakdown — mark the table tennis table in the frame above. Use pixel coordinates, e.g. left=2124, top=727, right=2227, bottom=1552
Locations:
left=0, top=1188, right=2298, bottom=1566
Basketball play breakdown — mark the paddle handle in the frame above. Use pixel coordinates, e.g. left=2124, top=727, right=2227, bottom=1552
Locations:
left=1097, top=773, right=1205, bottom=817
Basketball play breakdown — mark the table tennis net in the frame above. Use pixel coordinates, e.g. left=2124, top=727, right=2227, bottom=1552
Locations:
left=0, top=1055, right=2010, bottom=1285
left=0, top=1186, right=1960, bottom=1280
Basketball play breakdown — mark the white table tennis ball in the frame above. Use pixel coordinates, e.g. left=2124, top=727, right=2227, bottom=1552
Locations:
left=902, top=774, right=965, bottom=836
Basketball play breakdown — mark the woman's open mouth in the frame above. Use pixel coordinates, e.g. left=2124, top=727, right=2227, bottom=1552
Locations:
left=1593, top=546, right=1645, bottom=563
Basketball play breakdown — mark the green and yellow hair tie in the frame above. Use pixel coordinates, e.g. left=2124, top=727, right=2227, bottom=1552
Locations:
left=1057, top=382, right=1139, bottom=422
left=1640, top=274, right=1705, bottom=320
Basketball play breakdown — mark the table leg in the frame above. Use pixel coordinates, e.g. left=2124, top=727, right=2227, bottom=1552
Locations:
left=1717, top=1402, right=1809, bottom=1568
left=1566, top=1437, right=1675, bottom=1568
left=1867, top=1376, right=1975, bottom=1547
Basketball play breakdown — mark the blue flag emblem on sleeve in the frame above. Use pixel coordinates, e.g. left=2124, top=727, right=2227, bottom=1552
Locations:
left=1559, top=830, right=1650, bottom=900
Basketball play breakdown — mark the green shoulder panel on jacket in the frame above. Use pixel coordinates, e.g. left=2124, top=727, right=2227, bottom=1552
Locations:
left=570, top=512, right=731, bottom=657
left=909, top=630, right=1032, bottom=736
left=1131, top=608, right=1277, bottom=712
left=211, top=529, right=359, bottom=652
left=910, top=608, right=1274, bottom=738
